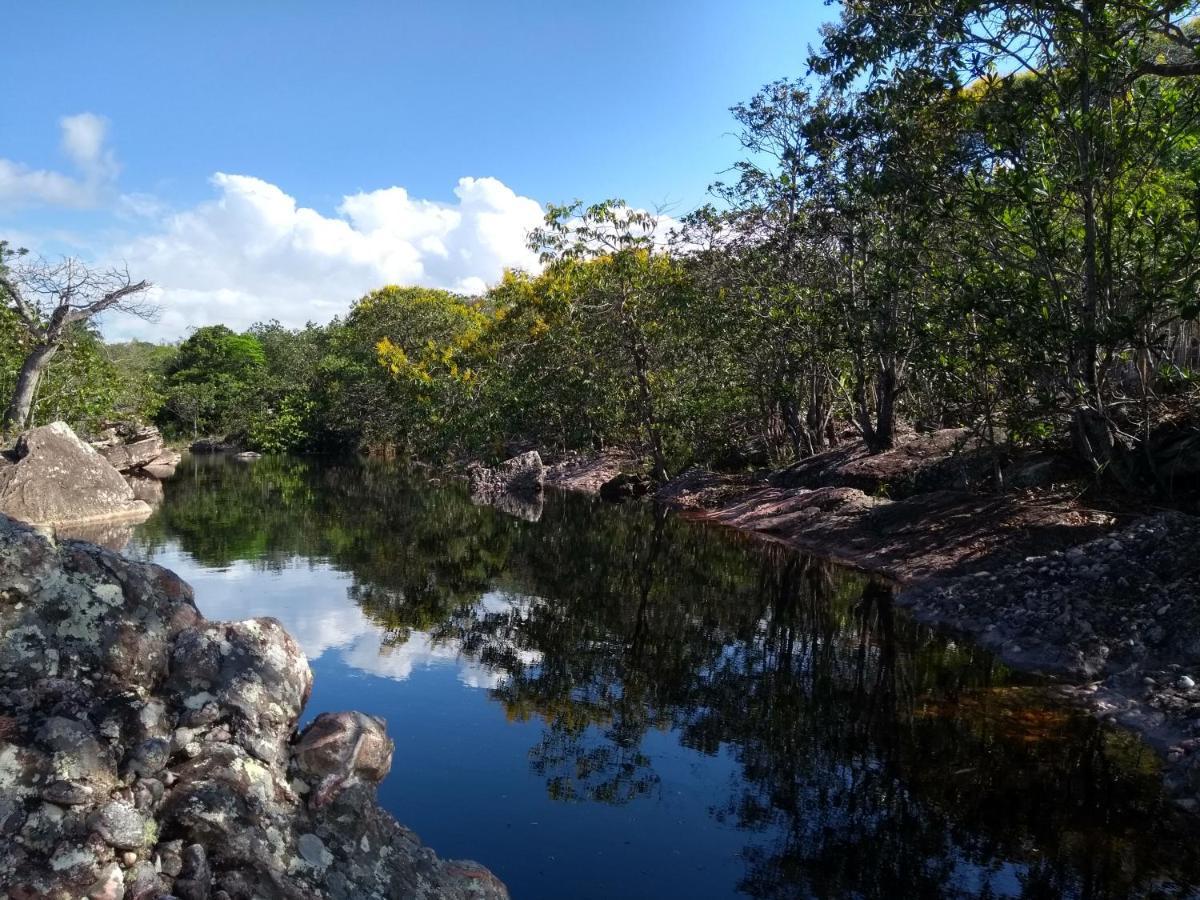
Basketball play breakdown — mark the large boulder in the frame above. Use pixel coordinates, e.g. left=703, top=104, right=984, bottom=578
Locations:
left=0, top=513, right=510, bottom=899
left=468, top=450, right=545, bottom=501
left=0, top=422, right=151, bottom=528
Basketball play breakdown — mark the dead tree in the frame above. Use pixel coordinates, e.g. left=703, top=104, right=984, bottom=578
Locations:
left=1, top=248, right=153, bottom=431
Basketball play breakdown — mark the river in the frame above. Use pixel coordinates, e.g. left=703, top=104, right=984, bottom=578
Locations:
left=123, top=454, right=1200, bottom=899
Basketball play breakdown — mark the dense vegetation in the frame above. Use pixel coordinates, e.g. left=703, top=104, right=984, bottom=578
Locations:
left=5, top=2, right=1199, bottom=493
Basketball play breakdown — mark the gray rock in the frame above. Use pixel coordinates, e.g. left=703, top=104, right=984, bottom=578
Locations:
left=297, top=831, right=333, bottom=869
left=88, top=800, right=147, bottom=850
left=468, top=451, right=545, bottom=501
left=93, top=425, right=166, bottom=474
left=0, top=422, right=151, bottom=527
left=0, top=513, right=509, bottom=900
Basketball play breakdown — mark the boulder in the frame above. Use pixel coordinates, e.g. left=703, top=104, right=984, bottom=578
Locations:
left=0, top=513, right=509, bottom=899
left=599, top=471, right=653, bottom=502
left=468, top=450, right=545, bottom=501
left=92, top=424, right=166, bottom=473
left=0, top=422, right=151, bottom=528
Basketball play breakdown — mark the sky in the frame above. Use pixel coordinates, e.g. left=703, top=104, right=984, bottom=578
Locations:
left=1, top=1, right=830, bottom=340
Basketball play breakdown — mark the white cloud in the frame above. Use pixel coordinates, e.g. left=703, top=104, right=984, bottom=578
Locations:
left=60, top=113, right=119, bottom=182
left=107, top=172, right=547, bottom=340
left=0, top=113, right=118, bottom=209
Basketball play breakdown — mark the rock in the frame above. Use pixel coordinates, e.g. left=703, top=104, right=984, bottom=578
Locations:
left=293, top=711, right=393, bottom=808
left=0, top=512, right=508, bottom=898
left=233, top=451, right=262, bottom=461
left=173, top=844, right=211, bottom=900
left=0, top=422, right=151, bottom=528
left=468, top=451, right=544, bottom=502
left=297, top=832, right=333, bottom=869
left=141, top=450, right=182, bottom=480
left=126, top=473, right=166, bottom=506
left=599, top=471, right=653, bottom=502
left=87, top=861, right=126, bottom=900
left=93, top=425, right=166, bottom=474
left=88, top=800, right=148, bottom=850
left=1181, top=676, right=1196, bottom=690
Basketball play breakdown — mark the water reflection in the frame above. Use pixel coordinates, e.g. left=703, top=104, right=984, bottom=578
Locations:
left=130, top=455, right=1200, bottom=899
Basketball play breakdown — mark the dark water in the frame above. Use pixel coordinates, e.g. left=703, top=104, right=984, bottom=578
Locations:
left=125, top=454, right=1200, bottom=899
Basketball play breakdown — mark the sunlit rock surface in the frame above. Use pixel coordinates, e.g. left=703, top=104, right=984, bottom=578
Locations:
left=0, top=422, right=151, bottom=529
left=0, top=513, right=509, bottom=899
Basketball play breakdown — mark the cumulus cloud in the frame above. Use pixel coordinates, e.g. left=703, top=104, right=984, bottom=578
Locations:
left=109, top=173, right=547, bottom=339
left=0, top=113, right=118, bottom=209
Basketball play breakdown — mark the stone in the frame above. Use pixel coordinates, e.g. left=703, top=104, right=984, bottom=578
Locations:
left=93, top=425, right=166, bottom=474
left=173, top=844, right=211, bottom=900
left=88, top=800, right=148, bottom=850
left=599, top=471, right=653, bottom=502
left=297, top=832, right=333, bottom=869
left=0, top=422, right=151, bottom=528
left=0, top=512, right=509, bottom=899
left=293, top=711, right=393, bottom=808
left=87, top=861, right=126, bottom=900
left=468, top=451, right=544, bottom=501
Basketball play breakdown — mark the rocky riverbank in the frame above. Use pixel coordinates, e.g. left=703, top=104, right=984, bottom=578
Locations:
left=538, top=433, right=1200, bottom=812
left=0, top=513, right=509, bottom=899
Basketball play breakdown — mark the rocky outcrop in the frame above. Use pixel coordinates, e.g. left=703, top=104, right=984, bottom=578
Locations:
left=657, top=471, right=1110, bottom=583
left=544, top=451, right=636, bottom=495
left=0, top=513, right=509, bottom=899
left=468, top=451, right=544, bottom=502
left=0, top=422, right=151, bottom=529
left=91, top=423, right=181, bottom=480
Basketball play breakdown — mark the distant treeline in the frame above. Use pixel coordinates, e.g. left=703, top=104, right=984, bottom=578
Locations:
left=5, top=2, right=1200, bottom=489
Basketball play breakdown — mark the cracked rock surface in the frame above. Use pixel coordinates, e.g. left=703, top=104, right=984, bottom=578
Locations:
left=0, top=513, right=508, bottom=899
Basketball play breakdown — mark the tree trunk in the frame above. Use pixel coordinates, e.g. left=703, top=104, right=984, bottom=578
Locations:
left=3, top=343, right=59, bottom=432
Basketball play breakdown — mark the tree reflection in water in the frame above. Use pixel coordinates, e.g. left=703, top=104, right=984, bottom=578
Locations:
left=137, top=455, right=1200, bottom=899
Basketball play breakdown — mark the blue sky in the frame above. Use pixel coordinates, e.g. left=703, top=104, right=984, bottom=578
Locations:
left=1, top=1, right=830, bottom=338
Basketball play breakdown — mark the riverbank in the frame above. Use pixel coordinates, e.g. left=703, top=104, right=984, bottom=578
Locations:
left=540, top=433, right=1200, bottom=812
left=0, top=513, right=509, bottom=898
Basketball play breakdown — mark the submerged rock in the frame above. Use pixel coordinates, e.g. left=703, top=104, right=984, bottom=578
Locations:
left=0, top=421, right=151, bottom=528
left=0, top=512, right=509, bottom=899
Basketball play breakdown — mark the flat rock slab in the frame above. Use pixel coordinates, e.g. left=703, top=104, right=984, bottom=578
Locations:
left=0, top=421, right=150, bottom=528
left=660, top=474, right=1111, bottom=584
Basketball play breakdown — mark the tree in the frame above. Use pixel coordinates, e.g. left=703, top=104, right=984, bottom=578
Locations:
left=815, top=0, right=1200, bottom=473
left=530, top=201, right=693, bottom=480
left=160, top=325, right=265, bottom=439
left=1, top=243, right=152, bottom=432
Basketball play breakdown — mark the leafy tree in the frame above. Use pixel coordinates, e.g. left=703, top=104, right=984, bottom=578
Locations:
left=160, top=325, right=265, bottom=439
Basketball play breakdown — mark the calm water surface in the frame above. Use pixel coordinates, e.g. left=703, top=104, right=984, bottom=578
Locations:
left=123, top=454, right=1200, bottom=899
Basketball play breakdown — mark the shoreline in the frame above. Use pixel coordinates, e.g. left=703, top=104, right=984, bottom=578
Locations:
left=543, top=448, right=1200, bottom=813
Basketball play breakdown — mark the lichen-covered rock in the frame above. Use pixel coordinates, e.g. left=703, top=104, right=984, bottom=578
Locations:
left=0, top=422, right=152, bottom=528
left=0, top=513, right=509, bottom=899
left=468, top=451, right=544, bottom=501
